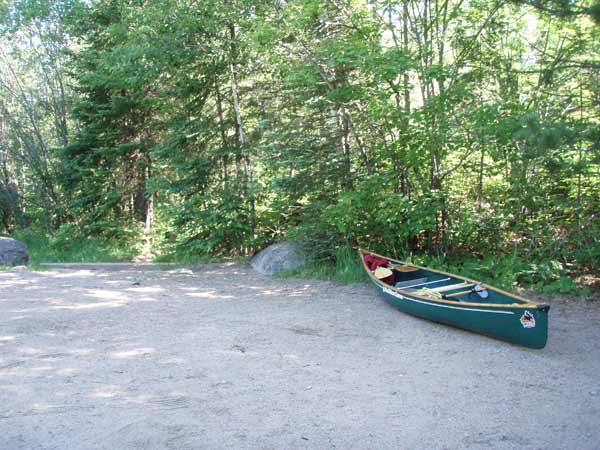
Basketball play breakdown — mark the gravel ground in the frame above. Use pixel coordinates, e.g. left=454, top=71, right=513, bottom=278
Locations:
left=0, top=263, right=599, bottom=450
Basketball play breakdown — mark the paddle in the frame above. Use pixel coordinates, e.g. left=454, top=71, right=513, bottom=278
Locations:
left=443, top=283, right=489, bottom=300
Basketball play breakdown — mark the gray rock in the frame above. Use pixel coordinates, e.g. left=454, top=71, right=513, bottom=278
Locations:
left=0, top=237, right=29, bottom=266
left=251, top=242, right=305, bottom=275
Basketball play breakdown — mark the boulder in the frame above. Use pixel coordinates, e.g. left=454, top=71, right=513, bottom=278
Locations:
left=251, top=242, right=305, bottom=275
left=0, top=237, right=29, bottom=266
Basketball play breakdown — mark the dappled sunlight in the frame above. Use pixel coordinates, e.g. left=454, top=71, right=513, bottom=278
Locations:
left=90, top=386, right=128, bottom=399
left=214, top=348, right=261, bottom=357
left=67, top=348, right=95, bottom=356
left=185, top=290, right=235, bottom=300
left=43, top=287, right=160, bottom=310
left=123, top=393, right=158, bottom=405
left=8, top=315, right=27, bottom=321
left=137, top=296, right=157, bottom=302
left=9, top=308, right=40, bottom=314
left=157, top=356, right=184, bottom=364
left=179, top=283, right=319, bottom=301
left=44, top=287, right=159, bottom=310
left=31, top=402, right=52, bottom=412
left=0, top=277, right=38, bottom=289
left=235, top=284, right=317, bottom=299
left=111, top=347, right=157, bottom=359
left=55, top=367, right=80, bottom=376
left=85, top=289, right=128, bottom=301
left=84, top=388, right=192, bottom=409
left=260, top=288, right=312, bottom=297
left=16, top=346, right=42, bottom=355
left=125, top=285, right=165, bottom=294
left=9, top=365, right=54, bottom=375
left=50, top=300, right=128, bottom=310
left=47, top=270, right=98, bottom=278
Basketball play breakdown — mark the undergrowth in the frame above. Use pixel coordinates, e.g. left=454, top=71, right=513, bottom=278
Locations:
left=281, top=244, right=591, bottom=296
left=278, top=245, right=368, bottom=284
left=402, top=254, right=590, bottom=296
left=8, top=226, right=591, bottom=297
left=13, top=228, right=139, bottom=268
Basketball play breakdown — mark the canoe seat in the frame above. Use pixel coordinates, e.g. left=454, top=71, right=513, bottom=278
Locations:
left=392, top=264, right=419, bottom=272
left=428, top=282, right=474, bottom=293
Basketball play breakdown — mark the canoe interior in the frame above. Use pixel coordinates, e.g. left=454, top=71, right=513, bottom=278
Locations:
left=390, top=265, right=523, bottom=305
left=361, top=248, right=535, bottom=306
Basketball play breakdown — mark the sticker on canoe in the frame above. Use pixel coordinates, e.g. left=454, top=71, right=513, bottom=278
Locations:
left=520, top=311, right=536, bottom=328
left=382, top=287, right=405, bottom=300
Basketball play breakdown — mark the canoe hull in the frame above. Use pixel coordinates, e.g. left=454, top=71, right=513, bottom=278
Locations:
left=372, top=279, right=549, bottom=349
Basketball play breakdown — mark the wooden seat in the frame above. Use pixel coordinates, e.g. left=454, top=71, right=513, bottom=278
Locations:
left=392, top=264, right=419, bottom=272
left=428, top=282, right=474, bottom=293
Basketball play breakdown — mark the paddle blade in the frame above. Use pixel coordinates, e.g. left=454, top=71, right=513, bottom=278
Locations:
left=475, top=283, right=489, bottom=298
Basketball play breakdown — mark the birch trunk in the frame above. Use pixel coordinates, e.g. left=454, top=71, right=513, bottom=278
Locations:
left=229, top=23, right=256, bottom=239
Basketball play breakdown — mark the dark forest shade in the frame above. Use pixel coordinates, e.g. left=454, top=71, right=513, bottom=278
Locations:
left=360, top=249, right=549, bottom=349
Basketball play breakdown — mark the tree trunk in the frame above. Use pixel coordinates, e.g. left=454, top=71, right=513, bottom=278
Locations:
left=477, top=146, right=485, bottom=210
left=229, top=23, right=256, bottom=240
left=144, top=165, right=153, bottom=236
left=215, top=78, right=229, bottom=187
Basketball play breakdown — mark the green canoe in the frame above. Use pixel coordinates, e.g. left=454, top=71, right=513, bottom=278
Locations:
left=360, top=249, right=549, bottom=349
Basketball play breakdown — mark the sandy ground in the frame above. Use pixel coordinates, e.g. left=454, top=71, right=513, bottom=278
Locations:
left=0, top=263, right=599, bottom=450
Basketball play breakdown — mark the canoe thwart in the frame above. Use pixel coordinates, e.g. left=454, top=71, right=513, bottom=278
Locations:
left=394, top=278, right=428, bottom=289
left=428, top=282, right=475, bottom=293
left=395, top=277, right=451, bottom=290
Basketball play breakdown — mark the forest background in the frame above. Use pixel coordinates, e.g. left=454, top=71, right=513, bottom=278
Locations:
left=1, top=0, right=598, bottom=294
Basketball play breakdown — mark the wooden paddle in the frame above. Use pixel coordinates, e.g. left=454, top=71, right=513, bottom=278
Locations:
left=444, top=285, right=488, bottom=299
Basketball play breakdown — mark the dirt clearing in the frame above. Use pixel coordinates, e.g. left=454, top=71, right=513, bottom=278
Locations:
left=1, top=263, right=599, bottom=450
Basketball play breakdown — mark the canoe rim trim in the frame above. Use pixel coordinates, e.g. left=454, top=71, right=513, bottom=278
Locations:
left=359, top=248, right=550, bottom=312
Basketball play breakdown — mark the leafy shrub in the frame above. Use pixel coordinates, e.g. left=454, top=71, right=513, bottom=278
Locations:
left=322, top=176, right=434, bottom=256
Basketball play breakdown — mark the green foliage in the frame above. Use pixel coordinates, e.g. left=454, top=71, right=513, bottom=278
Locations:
left=417, top=254, right=589, bottom=295
left=322, top=176, right=435, bottom=256
left=2, top=0, right=598, bottom=297
left=162, top=189, right=256, bottom=257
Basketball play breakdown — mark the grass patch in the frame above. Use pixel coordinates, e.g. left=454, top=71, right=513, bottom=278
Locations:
left=279, top=245, right=368, bottom=284
left=13, top=229, right=139, bottom=269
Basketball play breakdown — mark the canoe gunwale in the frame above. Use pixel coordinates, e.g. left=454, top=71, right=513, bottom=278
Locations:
left=359, top=248, right=549, bottom=311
